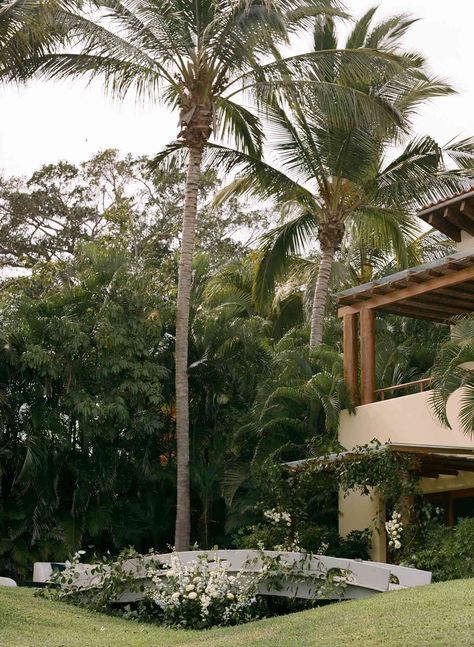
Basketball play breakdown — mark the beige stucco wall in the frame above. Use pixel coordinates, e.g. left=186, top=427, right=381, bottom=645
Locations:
left=338, top=389, right=474, bottom=561
left=339, top=489, right=386, bottom=562
left=338, top=389, right=474, bottom=451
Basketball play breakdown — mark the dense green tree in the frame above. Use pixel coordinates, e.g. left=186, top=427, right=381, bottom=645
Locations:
left=0, top=245, right=174, bottom=576
left=0, top=243, right=284, bottom=570
left=0, top=150, right=270, bottom=270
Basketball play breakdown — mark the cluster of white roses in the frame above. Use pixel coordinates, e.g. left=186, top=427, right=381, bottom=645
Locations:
left=263, top=508, right=292, bottom=527
left=385, top=510, right=403, bottom=550
left=149, top=554, right=258, bottom=628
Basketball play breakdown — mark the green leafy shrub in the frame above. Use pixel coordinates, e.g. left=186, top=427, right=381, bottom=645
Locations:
left=39, top=548, right=152, bottom=612
left=409, top=519, right=474, bottom=582
left=237, top=524, right=371, bottom=560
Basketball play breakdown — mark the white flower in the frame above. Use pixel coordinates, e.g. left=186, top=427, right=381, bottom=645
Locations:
left=226, top=592, right=235, bottom=600
left=188, top=591, right=197, bottom=600
left=185, top=584, right=195, bottom=592
left=171, top=592, right=180, bottom=600
left=210, top=590, right=219, bottom=598
left=394, top=540, right=401, bottom=550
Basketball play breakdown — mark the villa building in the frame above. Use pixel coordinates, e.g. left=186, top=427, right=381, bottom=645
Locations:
left=336, top=190, right=474, bottom=562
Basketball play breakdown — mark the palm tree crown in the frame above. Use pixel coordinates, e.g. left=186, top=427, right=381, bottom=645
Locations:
left=0, top=0, right=70, bottom=81
left=210, top=8, right=474, bottom=345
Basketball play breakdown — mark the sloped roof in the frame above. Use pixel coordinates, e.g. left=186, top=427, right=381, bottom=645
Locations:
left=336, top=249, right=474, bottom=322
left=417, top=189, right=474, bottom=241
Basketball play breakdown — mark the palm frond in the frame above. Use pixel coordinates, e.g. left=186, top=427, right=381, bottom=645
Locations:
left=254, top=212, right=318, bottom=309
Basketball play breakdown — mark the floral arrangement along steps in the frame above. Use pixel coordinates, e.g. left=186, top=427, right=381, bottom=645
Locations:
left=33, top=550, right=432, bottom=603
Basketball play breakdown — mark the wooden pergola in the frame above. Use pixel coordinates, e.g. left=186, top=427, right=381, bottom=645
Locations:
left=337, top=191, right=474, bottom=405
left=337, top=249, right=474, bottom=405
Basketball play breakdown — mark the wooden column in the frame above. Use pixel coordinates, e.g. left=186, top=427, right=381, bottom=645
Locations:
left=343, top=313, right=359, bottom=404
left=360, top=308, right=376, bottom=404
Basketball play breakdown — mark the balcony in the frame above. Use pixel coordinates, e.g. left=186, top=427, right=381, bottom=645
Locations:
left=337, top=248, right=474, bottom=406
left=339, top=389, right=473, bottom=452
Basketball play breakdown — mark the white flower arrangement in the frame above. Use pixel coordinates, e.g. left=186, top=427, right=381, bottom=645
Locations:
left=148, top=553, right=259, bottom=629
left=385, top=510, right=403, bottom=550
left=263, top=508, right=292, bottom=527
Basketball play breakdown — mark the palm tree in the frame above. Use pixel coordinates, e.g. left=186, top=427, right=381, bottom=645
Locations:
left=430, top=316, right=474, bottom=438
left=211, top=8, right=474, bottom=346
left=0, top=0, right=71, bottom=81
left=19, top=0, right=411, bottom=549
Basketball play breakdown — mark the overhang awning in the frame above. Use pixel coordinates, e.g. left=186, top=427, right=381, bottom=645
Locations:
left=416, top=189, right=474, bottom=241
left=337, top=249, right=474, bottom=322
left=287, top=443, right=474, bottom=479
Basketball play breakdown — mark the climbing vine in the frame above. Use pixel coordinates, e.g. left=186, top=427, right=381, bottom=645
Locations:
left=330, top=440, right=421, bottom=502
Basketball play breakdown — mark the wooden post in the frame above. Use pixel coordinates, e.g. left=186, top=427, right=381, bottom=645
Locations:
left=343, top=313, right=359, bottom=404
left=360, top=308, right=376, bottom=405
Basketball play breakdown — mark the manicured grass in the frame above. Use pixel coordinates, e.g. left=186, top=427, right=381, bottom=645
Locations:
left=1, top=580, right=473, bottom=647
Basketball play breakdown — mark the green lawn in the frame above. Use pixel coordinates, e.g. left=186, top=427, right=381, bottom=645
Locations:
left=1, top=580, right=473, bottom=647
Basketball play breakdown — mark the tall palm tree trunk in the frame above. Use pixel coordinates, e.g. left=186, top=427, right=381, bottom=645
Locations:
left=175, top=145, right=203, bottom=551
left=309, top=243, right=335, bottom=347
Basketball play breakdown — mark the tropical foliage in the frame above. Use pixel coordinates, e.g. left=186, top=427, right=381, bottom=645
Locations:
left=0, top=246, right=174, bottom=576
left=409, top=518, right=474, bottom=582
left=1, top=2, right=473, bottom=594
left=17, top=0, right=377, bottom=549
left=430, top=316, right=474, bottom=437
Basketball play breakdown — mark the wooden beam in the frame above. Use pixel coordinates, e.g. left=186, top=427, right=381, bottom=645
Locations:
left=428, top=212, right=462, bottom=241
left=360, top=309, right=376, bottom=405
left=436, top=286, right=474, bottom=301
left=405, top=298, right=470, bottom=316
left=380, top=306, right=446, bottom=322
left=338, top=263, right=474, bottom=317
left=420, top=292, right=474, bottom=311
left=440, top=282, right=474, bottom=297
left=343, top=314, right=359, bottom=405
left=444, top=206, right=474, bottom=237
left=390, top=444, right=474, bottom=455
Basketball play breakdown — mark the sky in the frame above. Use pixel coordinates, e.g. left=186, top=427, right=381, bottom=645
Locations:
left=1, top=0, right=473, bottom=177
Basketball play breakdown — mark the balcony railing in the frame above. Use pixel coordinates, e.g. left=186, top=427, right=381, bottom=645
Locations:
left=375, top=377, right=433, bottom=401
